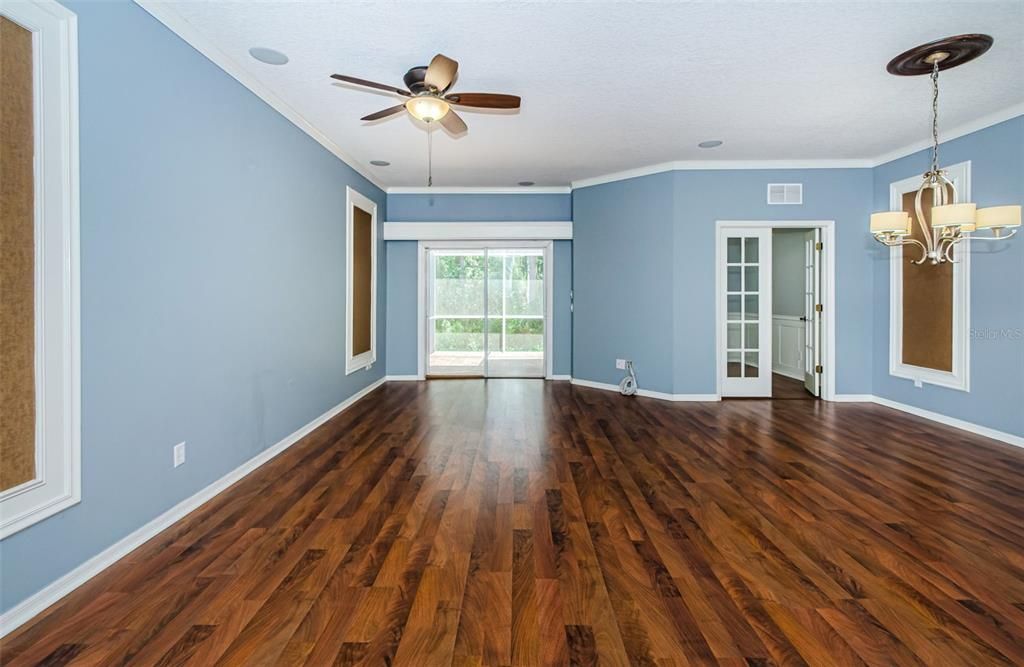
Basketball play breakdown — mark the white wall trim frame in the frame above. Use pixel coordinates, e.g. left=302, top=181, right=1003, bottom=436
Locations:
left=887, top=161, right=970, bottom=392
left=387, top=186, right=571, bottom=195
left=0, top=377, right=387, bottom=638
left=417, top=240, right=554, bottom=380
left=134, top=1, right=386, bottom=191
left=385, top=221, right=572, bottom=241
left=0, top=0, right=81, bottom=540
left=345, top=187, right=378, bottom=375
left=569, top=378, right=720, bottom=402
left=714, top=220, right=837, bottom=402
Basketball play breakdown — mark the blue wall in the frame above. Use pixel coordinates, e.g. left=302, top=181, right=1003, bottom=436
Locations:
left=572, top=168, right=874, bottom=395
left=871, top=116, right=1024, bottom=437
left=384, top=193, right=573, bottom=377
left=0, top=0, right=387, bottom=614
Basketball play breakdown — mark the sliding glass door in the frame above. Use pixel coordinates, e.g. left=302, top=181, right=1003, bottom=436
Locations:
left=426, top=244, right=547, bottom=378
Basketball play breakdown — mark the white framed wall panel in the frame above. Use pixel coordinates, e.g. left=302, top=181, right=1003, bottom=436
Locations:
left=345, top=186, right=378, bottom=375
left=887, top=161, right=971, bottom=392
left=0, top=0, right=81, bottom=539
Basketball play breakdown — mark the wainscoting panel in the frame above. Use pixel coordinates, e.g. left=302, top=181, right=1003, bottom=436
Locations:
left=772, top=315, right=804, bottom=380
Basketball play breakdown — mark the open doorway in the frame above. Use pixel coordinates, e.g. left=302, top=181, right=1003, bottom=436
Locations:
left=771, top=229, right=821, bottom=400
left=716, top=221, right=835, bottom=400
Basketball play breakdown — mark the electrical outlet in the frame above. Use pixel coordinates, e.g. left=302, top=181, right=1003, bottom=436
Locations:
left=616, top=359, right=627, bottom=370
left=173, top=442, right=186, bottom=468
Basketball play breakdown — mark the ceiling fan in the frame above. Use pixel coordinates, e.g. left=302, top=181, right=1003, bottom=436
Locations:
left=330, top=54, right=521, bottom=134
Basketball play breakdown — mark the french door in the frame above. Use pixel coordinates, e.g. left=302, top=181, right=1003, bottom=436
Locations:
left=803, top=229, right=822, bottom=396
left=425, top=243, right=548, bottom=378
left=720, top=227, right=773, bottom=397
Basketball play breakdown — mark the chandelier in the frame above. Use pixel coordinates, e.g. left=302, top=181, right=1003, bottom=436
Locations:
left=870, top=34, right=1020, bottom=265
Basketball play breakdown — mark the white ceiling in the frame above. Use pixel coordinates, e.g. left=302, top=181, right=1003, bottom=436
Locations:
left=150, top=0, right=1023, bottom=188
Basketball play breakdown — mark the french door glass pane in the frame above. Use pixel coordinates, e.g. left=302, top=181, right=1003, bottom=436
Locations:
left=724, top=235, right=761, bottom=379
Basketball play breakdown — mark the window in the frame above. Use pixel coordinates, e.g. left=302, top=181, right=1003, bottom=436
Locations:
left=0, top=1, right=80, bottom=538
left=888, top=161, right=970, bottom=391
left=345, top=187, right=377, bottom=374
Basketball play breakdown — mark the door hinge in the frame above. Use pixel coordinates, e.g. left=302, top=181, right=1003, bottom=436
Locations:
left=815, top=303, right=823, bottom=313
left=815, top=364, right=823, bottom=374
left=815, top=241, right=823, bottom=251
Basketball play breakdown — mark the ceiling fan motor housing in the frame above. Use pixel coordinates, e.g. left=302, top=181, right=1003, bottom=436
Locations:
left=404, top=66, right=430, bottom=93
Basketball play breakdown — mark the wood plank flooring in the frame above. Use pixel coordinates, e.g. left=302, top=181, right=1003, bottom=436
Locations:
left=770, top=374, right=817, bottom=400
left=3, top=379, right=1024, bottom=666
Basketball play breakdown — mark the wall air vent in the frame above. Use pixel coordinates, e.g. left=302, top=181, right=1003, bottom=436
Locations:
left=767, top=183, right=803, bottom=205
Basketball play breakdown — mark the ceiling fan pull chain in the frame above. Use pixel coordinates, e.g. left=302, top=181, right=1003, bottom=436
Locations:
left=427, top=124, right=433, bottom=187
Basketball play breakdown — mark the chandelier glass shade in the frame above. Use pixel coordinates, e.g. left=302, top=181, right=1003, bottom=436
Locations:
left=870, top=37, right=1019, bottom=265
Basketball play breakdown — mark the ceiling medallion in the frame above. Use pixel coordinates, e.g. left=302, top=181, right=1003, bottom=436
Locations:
left=870, top=34, right=1019, bottom=264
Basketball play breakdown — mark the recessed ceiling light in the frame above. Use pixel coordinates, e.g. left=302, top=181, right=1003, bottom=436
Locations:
left=518, top=181, right=535, bottom=186
left=370, top=160, right=390, bottom=167
left=248, top=47, right=289, bottom=66
left=698, top=140, right=724, bottom=149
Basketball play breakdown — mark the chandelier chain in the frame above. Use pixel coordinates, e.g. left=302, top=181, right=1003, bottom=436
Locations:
left=930, top=60, right=940, bottom=174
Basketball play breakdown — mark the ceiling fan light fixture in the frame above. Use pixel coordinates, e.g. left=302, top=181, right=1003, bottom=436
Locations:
left=405, top=96, right=450, bottom=122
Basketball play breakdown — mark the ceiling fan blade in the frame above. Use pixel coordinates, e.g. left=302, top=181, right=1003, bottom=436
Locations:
left=361, top=104, right=407, bottom=121
left=330, top=74, right=410, bottom=97
left=424, top=53, right=458, bottom=92
left=446, top=93, right=520, bottom=109
left=439, top=109, right=468, bottom=135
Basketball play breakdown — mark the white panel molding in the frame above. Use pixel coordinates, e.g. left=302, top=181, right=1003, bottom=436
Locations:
left=133, top=1, right=386, bottom=191
left=0, top=0, right=81, bottom=539
left=772, top=316, right=805, bottom=380
left=888, top=162, right=970, bottom=392
left=387, top=186, right=571, bottom=195
left=569, top=378, right=720, bottom=402
left=0, top=377, right=387, bottom=638
left=385, top=221, right=572, bottom=241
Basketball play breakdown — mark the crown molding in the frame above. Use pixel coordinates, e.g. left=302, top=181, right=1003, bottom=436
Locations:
left=867, top=102, right=1024, bottom=168
left=570, top=158, right=874, bottom=189
left=387, top=186, right=571, bottom=195
left=133, top=1, right=387, bottom=192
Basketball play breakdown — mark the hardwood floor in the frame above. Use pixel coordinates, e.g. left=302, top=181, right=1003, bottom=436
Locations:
left=771, top=373, right=817, bottom=400
left=3, top=379, right=1024, bottom=666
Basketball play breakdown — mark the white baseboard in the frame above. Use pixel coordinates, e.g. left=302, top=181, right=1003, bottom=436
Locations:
left=385, top=374, right=422, bottom=382
left=0, top=377, right=387, bottom=638
left=569, top=377, right=720, bottom=402
left=829, top=394, right=875, bottom=402
left=869, top=395, right=1024, bottom=449
left=771, top=365, right=804, bottom=381
left=547, top=374, right=571, bottom=381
